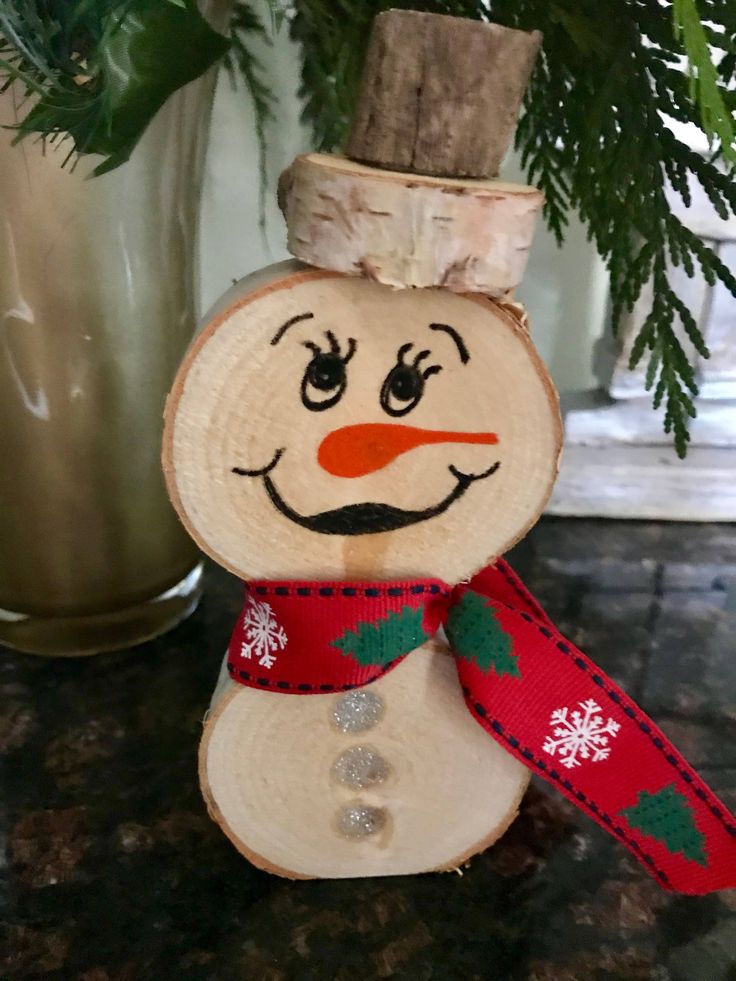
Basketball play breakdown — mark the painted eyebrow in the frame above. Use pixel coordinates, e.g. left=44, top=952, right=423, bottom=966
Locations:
left=428, top=323, right=470, bottom=364
left=271, top=311, right=315, bottom=345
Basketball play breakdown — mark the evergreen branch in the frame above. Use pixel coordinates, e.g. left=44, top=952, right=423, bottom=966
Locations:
left=0, top=0, right=230, bottom=174
left=226, top=3, right=277, bottom=229
left=0, top=0, right=280, bottom=207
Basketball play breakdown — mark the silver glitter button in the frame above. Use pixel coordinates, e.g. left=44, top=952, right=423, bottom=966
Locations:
left=337, top=804, right=387, bottom=839
left=331, top=690, right=384, bottom=733
left=332, top=746, right=390, bottom=789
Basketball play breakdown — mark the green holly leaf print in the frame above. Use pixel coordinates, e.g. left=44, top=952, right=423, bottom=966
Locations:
left=446, top=590, right=520, bottom=677
left=621, top=783, right=707, bottom=866
left=332, top=605, right=429, bottom=666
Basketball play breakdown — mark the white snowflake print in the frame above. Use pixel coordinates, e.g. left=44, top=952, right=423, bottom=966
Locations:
left=239, top=596, right=287, bottom=669
left=542, top=698, right=620, bottom=770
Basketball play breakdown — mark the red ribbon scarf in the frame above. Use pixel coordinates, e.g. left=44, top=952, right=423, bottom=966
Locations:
left=226, top=560, right=736, bottom=894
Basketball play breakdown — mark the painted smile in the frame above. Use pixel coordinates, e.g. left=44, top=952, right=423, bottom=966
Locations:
left=232, top=450, right=500, bottom=535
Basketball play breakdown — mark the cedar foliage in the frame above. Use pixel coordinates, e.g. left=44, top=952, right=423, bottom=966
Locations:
left=291, top=0, right=736, bottom=455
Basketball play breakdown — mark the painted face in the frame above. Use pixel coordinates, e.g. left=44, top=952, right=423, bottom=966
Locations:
left=164, top=264, right=561, bottom=582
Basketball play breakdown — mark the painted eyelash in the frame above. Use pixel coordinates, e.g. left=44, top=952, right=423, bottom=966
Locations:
left=396, top=343, right=443, bottom=379
left=303, top=331, right=357, bottom=363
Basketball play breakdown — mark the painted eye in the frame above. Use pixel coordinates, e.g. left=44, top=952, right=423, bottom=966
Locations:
left=380, top=344, right=442, bottom=418
left=301, top=332, right=356, bottom=412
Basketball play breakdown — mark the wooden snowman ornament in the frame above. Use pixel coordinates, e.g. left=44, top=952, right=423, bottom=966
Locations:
left=164, top=13, right=736, bottom=891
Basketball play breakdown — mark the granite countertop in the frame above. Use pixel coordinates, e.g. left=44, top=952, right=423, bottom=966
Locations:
left=2, top=518, right=735, bottom=980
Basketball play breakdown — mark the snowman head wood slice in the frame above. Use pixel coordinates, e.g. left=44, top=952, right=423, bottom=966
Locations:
left=162, top=260, right=561, bottom=878
left=164, top=262, right=560, bottom=583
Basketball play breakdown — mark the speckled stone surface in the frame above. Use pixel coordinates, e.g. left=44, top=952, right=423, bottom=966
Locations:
left=1, top=518, right=735, bottom=980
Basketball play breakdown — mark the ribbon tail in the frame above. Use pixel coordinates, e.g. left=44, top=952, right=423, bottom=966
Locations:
left=450, top=564, right=736, bottom=895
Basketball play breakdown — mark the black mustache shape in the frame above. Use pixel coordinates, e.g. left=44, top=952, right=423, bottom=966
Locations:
left=257, top=461, right=500, bottom=536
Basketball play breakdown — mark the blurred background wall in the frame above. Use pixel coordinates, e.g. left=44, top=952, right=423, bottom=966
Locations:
left=199, top=10, right=609, bottom=394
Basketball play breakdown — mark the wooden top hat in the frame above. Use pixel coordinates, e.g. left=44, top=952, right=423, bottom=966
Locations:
left=280, top=10, right=543, bottom=296
left=346, top=10, right=541, bottom=180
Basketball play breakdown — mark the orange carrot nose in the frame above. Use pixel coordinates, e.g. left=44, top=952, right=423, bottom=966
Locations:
left=318, top=423, right=499, bottom=478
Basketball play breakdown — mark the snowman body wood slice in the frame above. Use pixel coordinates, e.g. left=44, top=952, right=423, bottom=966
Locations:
left=164, top=261, right=560, bottom=877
